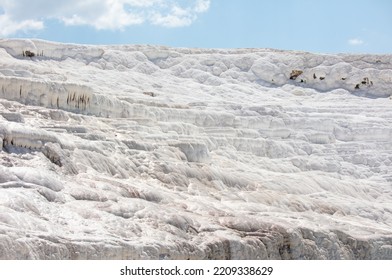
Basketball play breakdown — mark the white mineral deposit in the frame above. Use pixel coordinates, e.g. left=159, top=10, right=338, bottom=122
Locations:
left=0, top=39, right=391, bottom=259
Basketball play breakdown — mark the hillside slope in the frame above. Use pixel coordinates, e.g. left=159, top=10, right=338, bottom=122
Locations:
left=1, top=39, right=392, bottom=259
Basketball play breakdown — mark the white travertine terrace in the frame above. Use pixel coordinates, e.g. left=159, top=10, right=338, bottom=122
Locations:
left=0, top=39, right=391, bottom=259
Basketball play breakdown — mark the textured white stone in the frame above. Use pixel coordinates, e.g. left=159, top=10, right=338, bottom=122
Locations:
left=0, top=38, right=391, bottom=259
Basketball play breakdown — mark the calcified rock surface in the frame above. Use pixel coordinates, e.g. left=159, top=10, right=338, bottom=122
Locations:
left=0, top=39, right=392, bottom=260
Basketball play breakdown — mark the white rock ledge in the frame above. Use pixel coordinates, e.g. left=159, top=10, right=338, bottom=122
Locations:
left=0, top=39, right=392, bottom=259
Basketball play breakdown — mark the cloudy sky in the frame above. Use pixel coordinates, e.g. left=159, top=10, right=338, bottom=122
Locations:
left=0, top=0, right=391, bottom=53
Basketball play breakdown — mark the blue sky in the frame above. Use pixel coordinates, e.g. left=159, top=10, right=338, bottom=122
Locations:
left=0, top=0, right=391, bottom=53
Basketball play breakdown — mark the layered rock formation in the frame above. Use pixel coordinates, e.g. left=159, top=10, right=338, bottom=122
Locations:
left=1, top=39, right=391, bottom=259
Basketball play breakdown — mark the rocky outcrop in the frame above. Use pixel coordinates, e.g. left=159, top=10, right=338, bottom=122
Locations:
left=0, top=39, right=392, bottom=260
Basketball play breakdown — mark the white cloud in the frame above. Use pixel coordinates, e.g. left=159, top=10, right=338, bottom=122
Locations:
left=0, top=0, right=210, bottom=35
left=348, top=38, right=364, bottom=46
left=0, top=14, right=44, bottom=36
left=194, top=0, right=210, bottom=13
left=150, top=5, right=195, bottom=27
